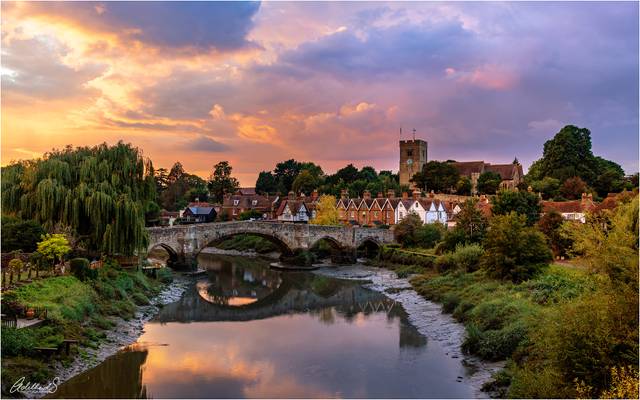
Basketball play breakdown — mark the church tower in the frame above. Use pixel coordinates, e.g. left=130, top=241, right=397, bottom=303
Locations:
left=399, top=133, right=427, bottom=188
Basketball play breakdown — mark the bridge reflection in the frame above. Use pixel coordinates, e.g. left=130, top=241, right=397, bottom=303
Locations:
left=155, top=254, right=426, bottom=348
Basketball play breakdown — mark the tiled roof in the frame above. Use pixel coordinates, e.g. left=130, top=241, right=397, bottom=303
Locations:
left=237, top=187, right=256, bottom=195
left=451, top=161, right=486, bottom=176
left=541, top=200, right=591, bottom=214
left=485, top=164, right=519, bottom=180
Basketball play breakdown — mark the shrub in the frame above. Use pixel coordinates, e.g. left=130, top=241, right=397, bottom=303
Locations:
left=441, top=293, right=460, bottom=313
left=1, top=328, right=36, bottom=357
left=70, top=258, right=97, bottom=281
left=132, top=292, right=150, bottom=306
left=393, top=213, right=423, bottom=247
left=414, top=223, right=444, bottom=248
left=452, top=243, right=484, bottom=272
left=434, top=253, right=457, bottom=272
left=482, top=213, right=552, bottom=282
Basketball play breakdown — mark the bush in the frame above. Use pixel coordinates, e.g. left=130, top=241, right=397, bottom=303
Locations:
left=452, top=243, right=484, bottom=272
left=393, top=213, right=423, bottom=247
left=132, top=292, right=150, bottom=306
left=434, top=253, right=457, bottom=272
left=441, top=293, right=460, bottom=313
left=414, top=223, right=444, bottom=248
left=70, top=258, right=97, bottom=281
left=482, top=213, right=552, bottom=282
left=156, top=267, right=173, bottom=284
left=1, top=328, right=36, bottom=357
left=1, top=217, right=45, bottom=252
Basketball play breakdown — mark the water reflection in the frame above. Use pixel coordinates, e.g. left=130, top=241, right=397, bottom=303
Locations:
left=52, top=254, right=473, bottom=398
left=196, top=254, right=282, bottom=307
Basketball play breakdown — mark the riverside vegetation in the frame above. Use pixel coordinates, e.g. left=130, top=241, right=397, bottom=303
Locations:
left=376, top=195, right=639, bottom=398
left=1, top=258, right=173, bottom=397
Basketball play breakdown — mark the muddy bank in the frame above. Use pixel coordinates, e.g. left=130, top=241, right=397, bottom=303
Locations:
left=315, top=265, right=504, bottom=398
left=27, top=275, right=190, bottom=398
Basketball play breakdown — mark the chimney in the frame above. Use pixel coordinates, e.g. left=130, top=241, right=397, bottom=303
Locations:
left=387, top=189, right=395, bottom=199
left=311, top=189, right=319, bottom=201
left=340, top=189, right=348, bottom=200
left=402, top=192, right=408, bottom=200
left=195, top=197, right=199, bottom=203
left=300, top=193, right=306, bottom=200
left=480, top=194, right=487, bottom=203
left=412, top=190, right=420, bottom=200
left=428, top=190, right=435, bottom=198
left=377, top=192, right=384, bottom=199
left=288, top=191, right=295, bottom=200
left=363, top=190, right=371, bottom=200
left=581, top=193, right=587, bottom=201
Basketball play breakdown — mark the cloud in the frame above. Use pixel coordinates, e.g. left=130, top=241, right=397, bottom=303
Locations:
left=181, top=136, right=230, bottom=153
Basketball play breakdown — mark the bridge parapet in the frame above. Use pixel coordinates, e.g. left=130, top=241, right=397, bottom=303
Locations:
left=147, top=221, right=395, bottom=267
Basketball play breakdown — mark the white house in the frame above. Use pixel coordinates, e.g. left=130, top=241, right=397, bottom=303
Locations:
left=276, top=200, right=310, bottom=222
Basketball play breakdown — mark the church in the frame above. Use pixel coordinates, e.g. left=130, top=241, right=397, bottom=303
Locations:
left=398, top=136, right=524, bottom=195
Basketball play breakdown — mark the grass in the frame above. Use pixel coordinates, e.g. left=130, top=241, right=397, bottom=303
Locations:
left=1, top=264, right=167, bottom=395
left=409, top=264, right=600, bottom=394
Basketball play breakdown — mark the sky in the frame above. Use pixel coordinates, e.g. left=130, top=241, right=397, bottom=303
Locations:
left=1, top=1, right=638, bottom=185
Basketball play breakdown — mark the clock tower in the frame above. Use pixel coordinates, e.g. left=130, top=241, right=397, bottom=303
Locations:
left=399, top=137, right=428, bottom=188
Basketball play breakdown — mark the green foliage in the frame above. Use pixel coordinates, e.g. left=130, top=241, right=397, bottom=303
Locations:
left=216, top=234, right=279, bottom=254
left=155, top=162, right=209, bottom=211
left=434, top=244, right=484, bottom=273
left=393, top=213, right=423, bottom=247
left=281, top=249, right=317, bottom=267
left=2, top=142, right=154, bottom=255
left=536, top=125, right=598, bottom=184
left=378, top=246, right=435, bottom=269
left=414, top=223, right=445, bottom=248
left=529, top=177, right=560, bottom=199
left=492, top=190, right=542, bottom=226
left=292, top=169, right=319, bottom=195
left=410, top=161, right=460, bottom=193
left=70, top=257, right=97, bottom=281
left=456, top=176, right=472, bottom=196
left=238, top=209, right=263, bottom=220
left=482, top=213, right=552, bottom=282
left=477, top=171, right=502, bottom=194
left=454, top=199, right=489, bottom=243
left=207, top=161, right=239, bottom=203
left=8, top=276, right=96, bottom=322
left=1, top=216, right=45, bottom=252
left=1, top=328, right=36, bottom=357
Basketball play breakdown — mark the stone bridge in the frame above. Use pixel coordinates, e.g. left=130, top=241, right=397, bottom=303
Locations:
left=146, top=221, right=395, bottom=267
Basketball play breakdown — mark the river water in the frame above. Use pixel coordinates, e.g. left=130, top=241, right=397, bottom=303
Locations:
left=51, top=253, right=489, bottom=398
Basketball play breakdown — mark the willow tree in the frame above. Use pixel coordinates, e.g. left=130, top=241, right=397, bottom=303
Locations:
left=2, top=142, right=157, bottom=255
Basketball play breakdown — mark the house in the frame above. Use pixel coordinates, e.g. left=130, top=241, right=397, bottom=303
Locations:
left=541, top=193, right=595, bottom=223
left=452, top=160, right=524, bottom=194
left=221, top=191, right=279, bottom=220
left=159, top=210, right=180, bottom=226
left=275, top=192, right=315, bottom=222
left=182, top=202, right=217, bottom=223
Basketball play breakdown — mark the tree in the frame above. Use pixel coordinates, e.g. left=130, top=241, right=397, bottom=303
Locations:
left=208, top=161, right=239, bottom=203
left=358, top=166, right=378, bottom=182
left=274, top=159, right=303, bottom=192
left=537, top=125, right=598, bottom=184
left=335, top=164, right=359, bottom=184
left=593, top=156, right=625, bottom=197
left=455, top=199, right=489, bottom=243
left=393, top=213, right=423, bottom=247
left=256, top=171, right=278, bottom=194
left=481, top=213, right=552, bottom=282
left=492, top=190, right=542, bottom=226
left=410, top=161, right=460, bottom=193
left=1, top=217, right=45, bottom=252
left=238, top=209, right=263, bottom=221
left=37, top=233, right=71, bottom=271
left=1, top=142, right=155, bottom=256
left=311, top=195, right=340, bottom=225
left=530, top=177, right=561, bottom=199
left=477, top=171, right=502, bottom=194
left=292, top=170, right=318, bottom=195
left=456, top=176, right=472, bottom=196
left=537, top=211, right=572, bottom=257
left=414, top=223, right=445, bottom=248
left=560, top=176, right=588, bottom=200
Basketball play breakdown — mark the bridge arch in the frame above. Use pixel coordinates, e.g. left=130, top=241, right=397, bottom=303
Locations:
left=195, top=231, right=294, bottom=257
left=148, top=243, right=179, bottom=264
left=309, top=236, right=344, bottom=251
left=357, top=237, right=382, bottom=258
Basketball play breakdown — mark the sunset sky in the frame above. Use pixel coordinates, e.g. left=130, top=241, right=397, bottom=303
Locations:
left=2, top=1, right=638, bottom=185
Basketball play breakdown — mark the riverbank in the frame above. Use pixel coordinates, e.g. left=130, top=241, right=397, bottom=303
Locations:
left=372, top=247, right=637, bottom=398
left=0, top=265, right=185, bottom=398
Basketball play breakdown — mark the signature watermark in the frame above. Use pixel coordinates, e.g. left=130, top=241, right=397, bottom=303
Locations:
left=10, top=376, right=60, bottom=395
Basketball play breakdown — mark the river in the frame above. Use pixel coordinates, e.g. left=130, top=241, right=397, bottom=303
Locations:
left=50, top=253, right=491, bottom=398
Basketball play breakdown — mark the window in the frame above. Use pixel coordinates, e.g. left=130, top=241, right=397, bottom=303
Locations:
left=350, top=211, right=355, bottom=218
left=233, top=200, right=239, bottom=206
left=232, top=209, right=237, bottom=215
left=374, top=211, right=379, bottom=218
left=252, top=200, right=258, bottom=206
left=407, top=150, right=413, bottom=157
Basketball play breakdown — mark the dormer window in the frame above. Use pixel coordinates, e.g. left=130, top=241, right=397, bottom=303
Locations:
left=233, top=200, right=239, bottom=206
left=252, top=200, right=258, bottom=206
